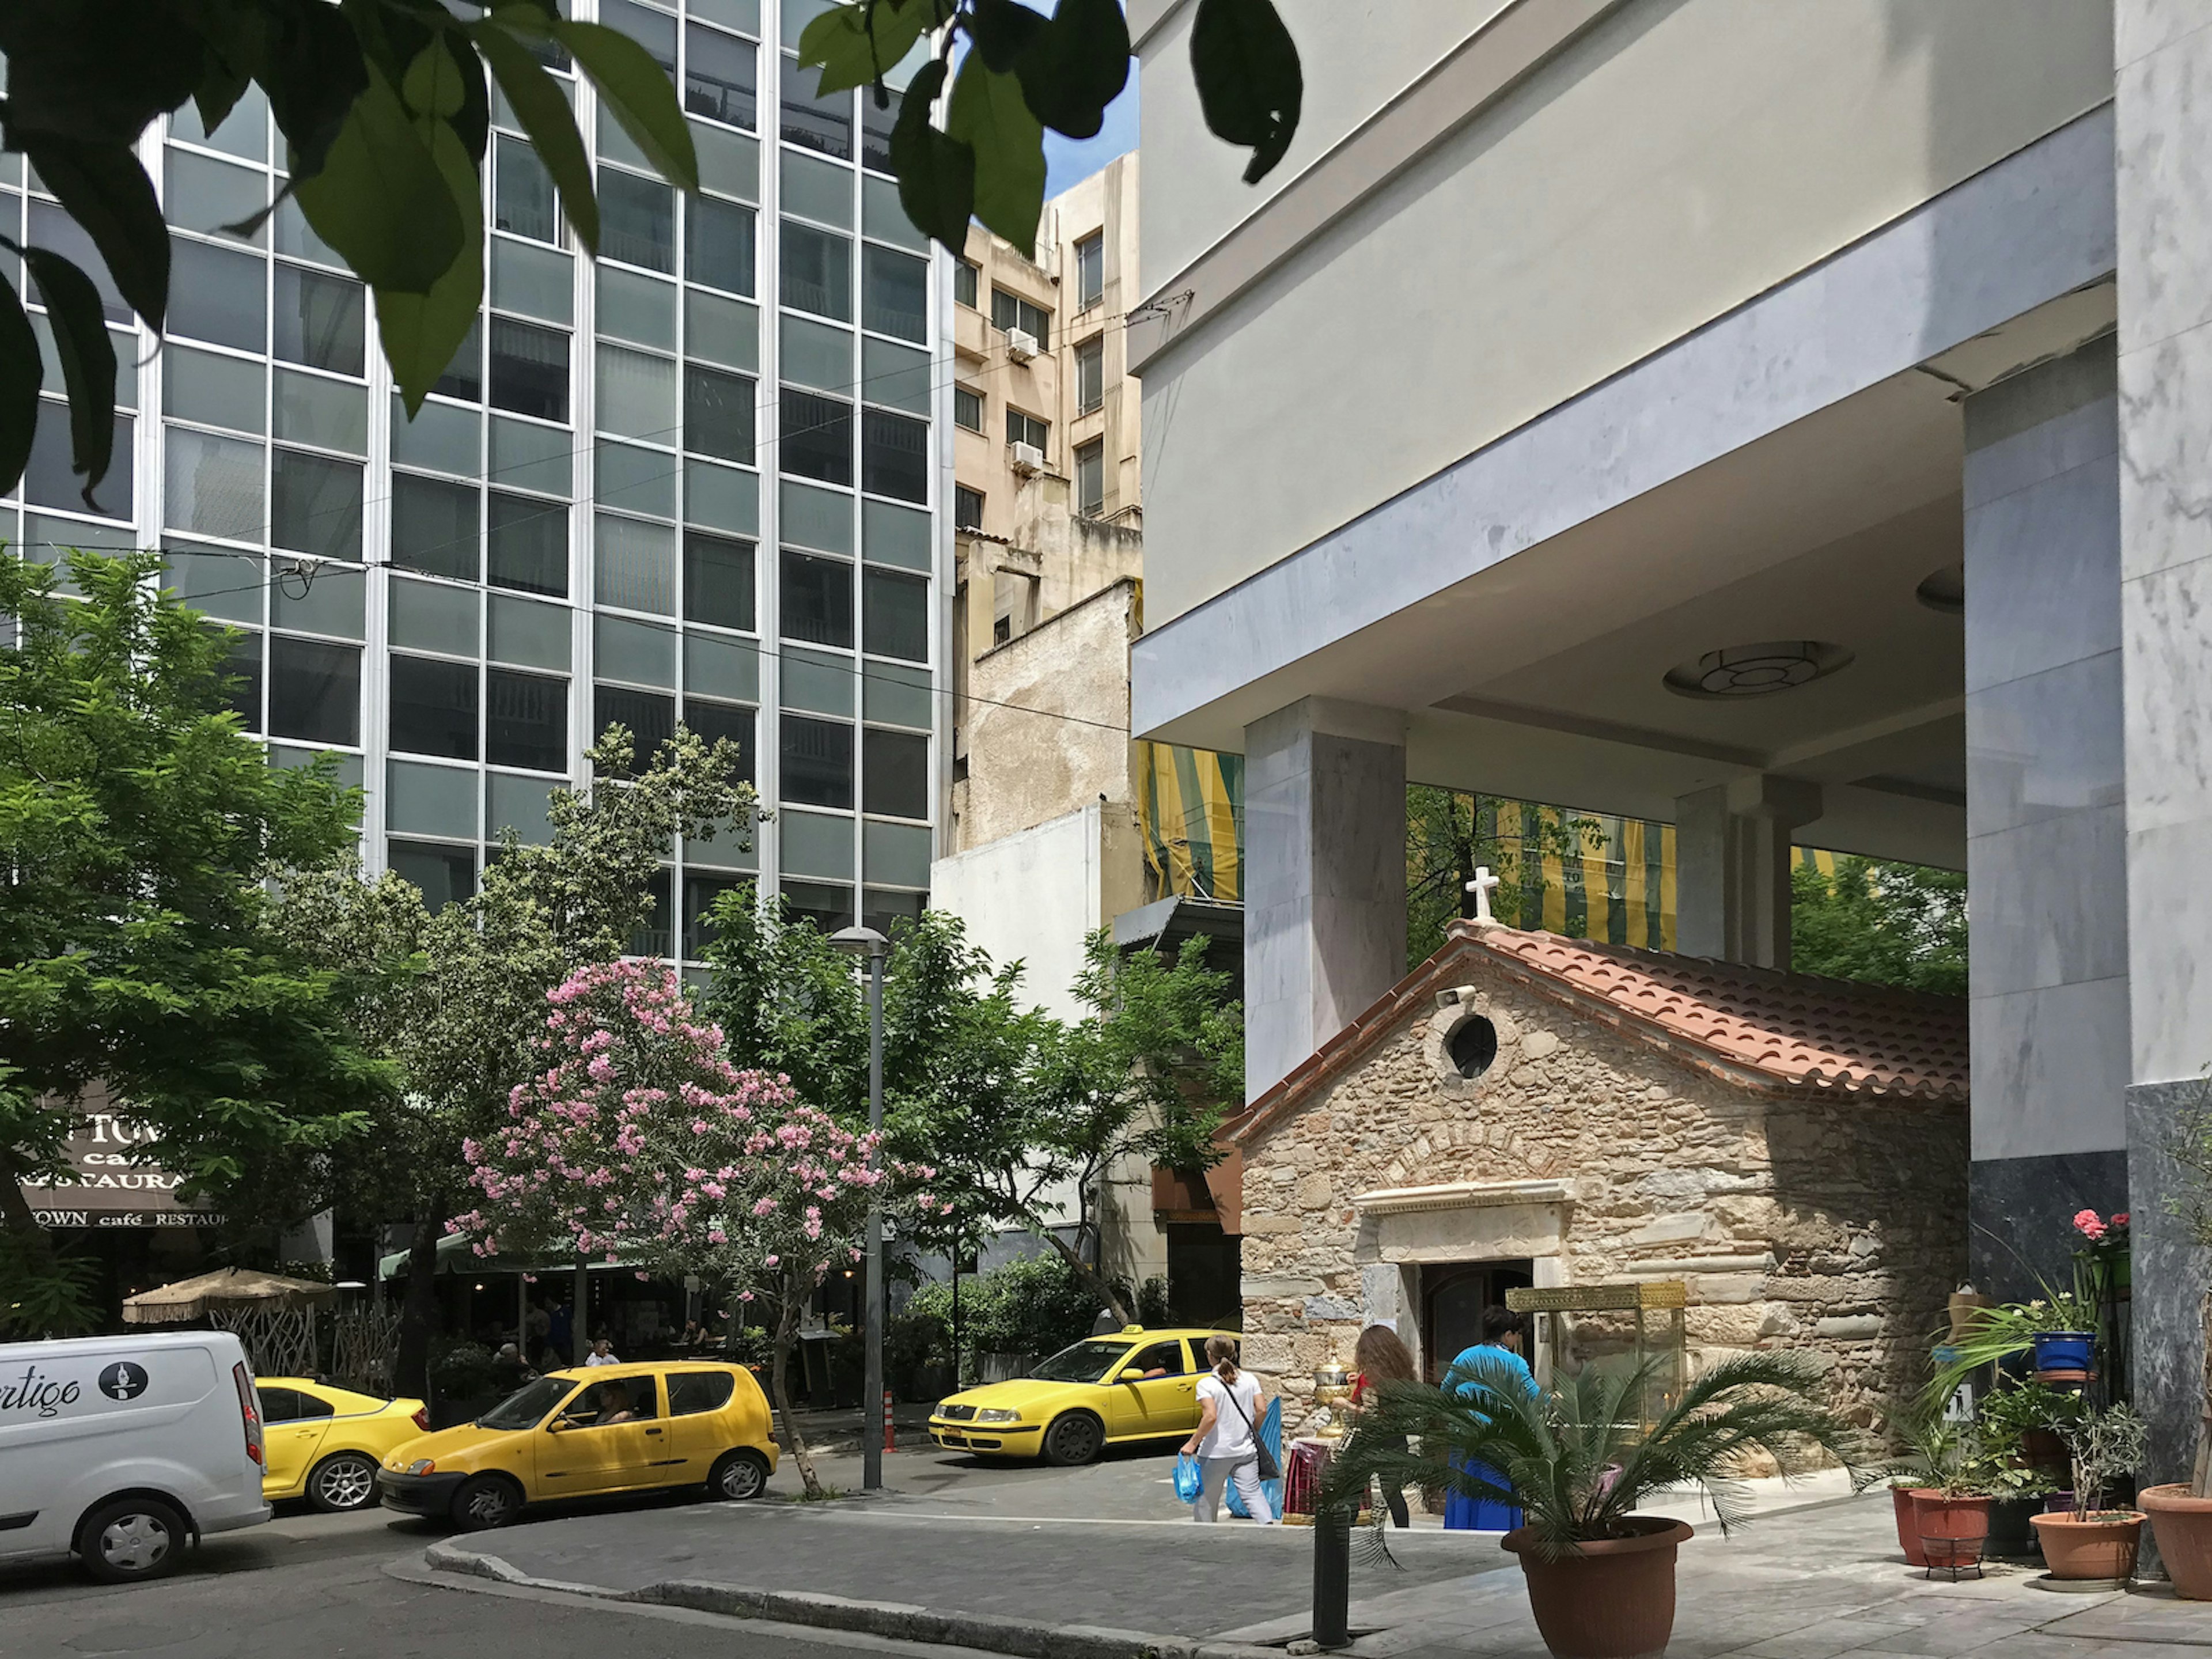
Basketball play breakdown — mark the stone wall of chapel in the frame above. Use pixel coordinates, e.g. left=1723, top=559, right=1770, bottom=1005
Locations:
left=1234, top=961, right=1967, bottom=1438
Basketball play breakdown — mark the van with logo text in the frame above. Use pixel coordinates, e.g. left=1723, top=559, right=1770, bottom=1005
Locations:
left=0, top=1330, right=271, bottom=1581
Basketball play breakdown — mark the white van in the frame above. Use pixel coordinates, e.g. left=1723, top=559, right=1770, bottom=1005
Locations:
left=0, top=1330, right=271, bottom=1582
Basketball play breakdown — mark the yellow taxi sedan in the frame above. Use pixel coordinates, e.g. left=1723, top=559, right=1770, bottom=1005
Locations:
left=256, top=1378, right=430, bottom=1513
left=929, top=1326, right=1234, bottom=1466
left=376, top=1361, right=779, bottom=1530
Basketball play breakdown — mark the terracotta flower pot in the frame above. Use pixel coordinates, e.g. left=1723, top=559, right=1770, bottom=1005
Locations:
left=1502, top=1516, right=1694, bottom=1659
left=2141, top=1486, right=2212, bottom=1597
left=1910, top=1490, right=1991, bottom=1571
left=2030, top=1510, right=2143, bottom=1580
left=1891, top=1484, right=1931, bottom=1566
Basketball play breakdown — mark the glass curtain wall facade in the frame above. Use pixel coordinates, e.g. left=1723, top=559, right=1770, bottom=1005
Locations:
left=0, top=0, right=949, bottom=969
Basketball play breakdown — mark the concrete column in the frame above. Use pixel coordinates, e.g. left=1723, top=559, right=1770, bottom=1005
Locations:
left=1961, top=339, right=2129, bottom=1304
left=1672, top=776, right=1821, bottom=968
left=2119, top=10, right=2212, bottom=1488
left=1243, top=698, right=1407, bottom=1100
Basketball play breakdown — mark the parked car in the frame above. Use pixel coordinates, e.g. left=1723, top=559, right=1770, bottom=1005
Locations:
left=255, top=1377, right=429, bottom=1513
left=927, top=1326, right=1236, bottom=1466
left=0, top=1330, right=271, bottom=1582
left=375, top=1361, right=778, bottom=1530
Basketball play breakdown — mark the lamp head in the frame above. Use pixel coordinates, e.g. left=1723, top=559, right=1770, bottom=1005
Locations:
left=828, top=924, right=890, bottom=961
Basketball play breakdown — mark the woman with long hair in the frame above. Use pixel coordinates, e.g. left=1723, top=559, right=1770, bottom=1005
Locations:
left=1180, top=1335, right=1278, bottom=1524
left=1349, top=1324, right=1416, bottom=1527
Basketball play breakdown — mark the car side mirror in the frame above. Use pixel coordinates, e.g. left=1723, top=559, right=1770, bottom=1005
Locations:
left=550, top=1415, right=584, bottom=1431
left=1118, top=1369, right=1143, bottom=1383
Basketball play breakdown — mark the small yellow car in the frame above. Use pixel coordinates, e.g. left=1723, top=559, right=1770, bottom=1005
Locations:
left=375, top=1361, right=779, bottom=1530
left=256, top=1377, right=430, bottom=1513
left=929, top=1326, right=1236, bottom=1466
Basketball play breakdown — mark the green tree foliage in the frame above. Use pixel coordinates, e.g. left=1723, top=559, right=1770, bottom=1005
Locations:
left=0, top=0, right=699, bottom=505
left=0, top=549, right=386, bottom=1334
left=274, top=726, right=752, bottom=1393
left=904, top=1251, right=1101, bottom=1362
left=1789, top=855, right=1967, bottom=995
left=1406, top=786, right=1601, bottom=969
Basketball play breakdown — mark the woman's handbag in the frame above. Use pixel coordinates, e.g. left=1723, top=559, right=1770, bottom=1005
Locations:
left=1174, top=1452, right=1203, bottom=1503
left=1224, top=1384, right=1281, bottom=1481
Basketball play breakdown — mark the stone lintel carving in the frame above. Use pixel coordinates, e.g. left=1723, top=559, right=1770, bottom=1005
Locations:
left=1351, top=1178, right=1574, bottom=1216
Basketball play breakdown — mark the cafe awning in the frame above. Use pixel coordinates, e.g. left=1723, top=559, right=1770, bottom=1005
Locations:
left=378, top=1232, right=649, bottom=1279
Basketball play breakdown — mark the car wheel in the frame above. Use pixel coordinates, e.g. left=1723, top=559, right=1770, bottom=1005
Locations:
left=77, top=1496, right=187, bottom=1584
left=305, top=1451, right=382, bottom=1514
left=708, top=1449, right=770, bottom=1501
left=449, top=1475, right=523, bottom=1532
left=1042, top=1412, right=1104, bottom=1467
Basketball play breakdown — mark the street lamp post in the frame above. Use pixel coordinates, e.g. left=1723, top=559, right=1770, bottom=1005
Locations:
left=831, top=924, right=891, bottom=1491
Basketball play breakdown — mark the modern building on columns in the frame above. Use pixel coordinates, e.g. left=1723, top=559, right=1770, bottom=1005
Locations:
left=1127, top=0, right=2203, bottom=1472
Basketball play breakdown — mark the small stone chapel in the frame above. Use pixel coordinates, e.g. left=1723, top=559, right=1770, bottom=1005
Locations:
left=1221, top=914, right=1969, bottom=1433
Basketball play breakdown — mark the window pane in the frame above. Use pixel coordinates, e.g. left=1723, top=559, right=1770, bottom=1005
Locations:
left=862, top=568, right=927, bottom=661
left=860, top=93, right=895, bottom=175
left=953, top=259, right=978, bottom=310
left=596, top=343, right=678, bottom=439
left=782, top=878, right=851, bottom=931
left=863, top=726, right=928, bottom=819
left=779, top=714, right=852, bottom=808
left=860, top=407, right=926, bottom=503
left=1006, top=408, right=1047, bottom=450
left=171, top=82, right=270, bottom=162
left=435, top=315, right=484, bottom=402
left=215, top=626, right=263, bottom=728
left=601, top=168, right=675, bottom=271
left=495, top=133, right=559, bottom=241
left=268, top=635, right=361, bottom=745
left=686, top=196, right=756, bottom=295
left=684, top=363, right=754, bottom=463
left=271, top=448, right=363, bottom=560
left=1076, top=437, right=1104, bottom=517
left=28, top=405, right=134, bottom=520
left=594, top=513, right=676, bottom=612
left=1077, top=232, right=1103, bottom=308
left=685, top=23, right=756, bottom=128
left=779, top=387, right=851, bottom=486
left=488, top=491, right=568, bottom=596
left=164, top=425, right=261, bottom=539
left=684, top=530, right=754, bottom=631
left=953, top=386, right=982, bottom=431
left=861, top=245, right=925, bottom=343
left=681, top=874, right=746, bottom=961
left=604, top=0, right=678, bottom=70
left=489, top=317, right=570, bottom=421
left=779, top=550, right=850, bottom=647
left=171, top=236, right=265, bottom=350
left=781, top=65, right=851, bottom=159
left=165, top=344, right=264, bottom=435
left=390, top=654, right=479, bottom=759
left=684, top=696, right=755, bottom=782
left=953, top=484, right=983, bottom=531
left=392, top=472, right=480, bottom=581
left=31, top=202, right=128, bottom=323
left=780, top=221, right=850, bottom=321
left=487, top=666, right=569, bottom=771
left=166, top=150, right=266, bottom=245
left=1077, top=336, right=1102, bottom=411
left=594, top=683, right=676, bottom=769
left=389, top=840, right=476, bottom=909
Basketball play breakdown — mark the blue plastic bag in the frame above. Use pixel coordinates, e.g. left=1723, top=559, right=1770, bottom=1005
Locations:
left=1225, top=1396, right=1285, bottom=1519
left=1173, top=1452, right=1202, bottom=1504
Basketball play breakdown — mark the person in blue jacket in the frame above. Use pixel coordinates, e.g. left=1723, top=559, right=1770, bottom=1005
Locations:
left=1442, top=1305, right=1539, bottom=1532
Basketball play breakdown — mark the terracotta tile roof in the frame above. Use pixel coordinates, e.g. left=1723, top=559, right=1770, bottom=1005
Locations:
left=1226, top=921, right=1966, bottom=1147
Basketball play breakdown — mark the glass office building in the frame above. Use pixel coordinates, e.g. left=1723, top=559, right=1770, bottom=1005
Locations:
left=0, top=0, right=949, bottom=964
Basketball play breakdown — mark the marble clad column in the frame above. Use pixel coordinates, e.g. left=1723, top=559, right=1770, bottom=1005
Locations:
left=1243, top=699, right=1407, bottom=1101
left=1672, top=775, right=1821, bottom=969
left=2119, top=6, right=2212, bottom=1490
left=1961, top=339, right=2129, bottom=1302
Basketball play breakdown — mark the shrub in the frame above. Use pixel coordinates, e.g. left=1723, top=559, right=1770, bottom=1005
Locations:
left=907, top=1252, right=1104, bottom=1360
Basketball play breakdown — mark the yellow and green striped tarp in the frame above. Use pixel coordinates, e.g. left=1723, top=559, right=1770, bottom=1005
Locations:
left=1138, top=743, right=1244, bottom=902
left=1483, top=801, right=1679, bottom=951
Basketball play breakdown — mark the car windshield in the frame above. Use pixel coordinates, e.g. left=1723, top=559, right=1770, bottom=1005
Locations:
left=1027, top=1340, right=1135, bottom=1384
left=476, top=1375, right=574, bottom=1430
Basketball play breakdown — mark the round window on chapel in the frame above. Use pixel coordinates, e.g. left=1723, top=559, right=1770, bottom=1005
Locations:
left=1448, top=1014, right=1499, bottom=1081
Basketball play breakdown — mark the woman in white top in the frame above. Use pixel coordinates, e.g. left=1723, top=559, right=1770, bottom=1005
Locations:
left=1180, top=1335, right=1277, bottom=1524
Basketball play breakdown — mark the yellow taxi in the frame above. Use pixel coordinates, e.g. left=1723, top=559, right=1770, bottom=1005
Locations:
left=374, top=1361, right=778, bottom=1530
left=929, top=1326, right=1236, bottom=1466
left=256, top=1377, right=430, bottom=1513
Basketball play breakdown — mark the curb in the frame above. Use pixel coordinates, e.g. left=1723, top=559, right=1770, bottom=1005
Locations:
left=421, top=1542, right=1286, bottom=1659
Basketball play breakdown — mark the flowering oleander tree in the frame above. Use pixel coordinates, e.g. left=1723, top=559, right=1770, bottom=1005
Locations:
left=453, top=957, right=940, bottom=1495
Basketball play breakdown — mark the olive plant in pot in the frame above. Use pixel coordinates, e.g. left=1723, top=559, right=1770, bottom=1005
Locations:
left=1324, top=1352, right=1868, bottom=1659
left=2030, top=1403, right=2149, bottom=1581
left=1974, top=1382, right=2080, bottom=1556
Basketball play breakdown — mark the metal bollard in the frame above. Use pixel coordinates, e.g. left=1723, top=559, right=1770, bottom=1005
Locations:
left=884, top=1388, right=896, bottom=1453
left=1312, top=1500, right=1351, bottom=1649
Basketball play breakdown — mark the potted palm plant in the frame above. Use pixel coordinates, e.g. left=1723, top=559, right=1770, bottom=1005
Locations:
left=1323, top=1352, right=1866, bottom=1659
left=2031, top=1403, right=2148, bottom=1581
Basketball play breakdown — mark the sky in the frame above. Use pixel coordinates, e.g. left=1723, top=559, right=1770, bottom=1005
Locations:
left=1044, top=73, right=1139, bottom=198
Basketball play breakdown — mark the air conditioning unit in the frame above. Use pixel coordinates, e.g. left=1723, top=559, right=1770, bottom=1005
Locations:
left=1011, top=441, right=1045, bottom=475
left=1006, top=327, right=1040, bottom=363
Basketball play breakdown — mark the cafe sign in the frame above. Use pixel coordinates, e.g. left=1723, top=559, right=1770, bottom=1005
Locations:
left=18, top=1109, right=222, bottom=1229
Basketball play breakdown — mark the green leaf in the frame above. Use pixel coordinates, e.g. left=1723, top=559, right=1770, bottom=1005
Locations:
left=946, top=55, right=1043, bottom=257
left=0, top=269, right=41, bottom=500
left=16, top=138, right=169, bottom=331
left=1016, top=0, right=1129, bottom=142
left=21, top=248, right=119, bottom=510
left=475, top=19, right=600, bottom=256
left=0, top=3, right=204, bottom=148
left=889, top=60, right=976, bottom=254
left=403, top=37, right=468, bottom=119
left=553, top=20, right=699, bottom=191
left=293, top=61, right=465, bottom=294
left=965, top=0, right=1042, bottom=74
left=376, top=118, right=483, bottom=416
left=259, top=0, right=371, bottom=179
left=1189, top=0, right=1302, bottom=184
left=800, top=0, right=933, bottom=98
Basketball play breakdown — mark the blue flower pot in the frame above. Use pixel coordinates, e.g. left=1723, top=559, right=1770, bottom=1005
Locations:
left=2032, top=1331, right=2096, bottom=1372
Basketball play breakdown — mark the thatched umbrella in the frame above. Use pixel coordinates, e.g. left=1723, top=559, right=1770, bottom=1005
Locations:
left=122, top=1266, right=338, bottom=1324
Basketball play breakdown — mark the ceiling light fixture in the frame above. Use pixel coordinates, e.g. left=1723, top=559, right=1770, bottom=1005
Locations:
left=1916, top=563, right=1965, bottom=616
left=1662, top=640, right=1854, bottom=700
